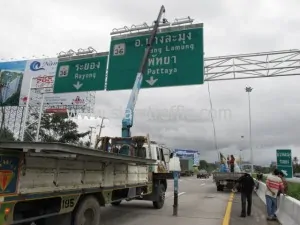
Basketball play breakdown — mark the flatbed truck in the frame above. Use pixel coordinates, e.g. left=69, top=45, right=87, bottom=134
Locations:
left=213, top=172, right=244, bottom=191
left=0, top=137, right=174, bottom=225
left=0, top=5, right=180, bottom=225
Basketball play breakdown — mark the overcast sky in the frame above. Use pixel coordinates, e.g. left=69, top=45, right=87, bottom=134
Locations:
left=1, top=0, right=300, bottom=165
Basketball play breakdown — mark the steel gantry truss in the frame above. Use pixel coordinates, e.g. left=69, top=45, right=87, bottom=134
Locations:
left=204, top=49, right=300, bottom=81
left=1, top=49, right=300, bottom=140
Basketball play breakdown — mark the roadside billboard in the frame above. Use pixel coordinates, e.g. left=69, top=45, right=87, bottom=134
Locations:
left=174, top=149, right=200, bottom=165
left=18, top=58, right=89, bottom=107
left=0, top=60, right=27, bottom=106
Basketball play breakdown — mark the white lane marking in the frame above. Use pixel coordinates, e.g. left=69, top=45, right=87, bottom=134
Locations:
left=200, top=183, right=205, bottom=186
left=166, top=192, right=186, bottom=198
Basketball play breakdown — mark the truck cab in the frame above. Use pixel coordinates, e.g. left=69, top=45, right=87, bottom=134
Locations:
left=143, top=141, right=173, bottom=173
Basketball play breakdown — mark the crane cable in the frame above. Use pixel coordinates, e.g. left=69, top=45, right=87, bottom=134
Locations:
left=207, top=81, right=220, bottom=161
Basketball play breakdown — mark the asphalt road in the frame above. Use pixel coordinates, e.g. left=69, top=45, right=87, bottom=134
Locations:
left=230, top=193, right=280, bottom=225
left=100, top=176, right=230, bottom=225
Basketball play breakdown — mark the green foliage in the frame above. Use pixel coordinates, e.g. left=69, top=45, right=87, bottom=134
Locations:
left=25, top=113, right=90, bottom=144
left=293, top=157, right=300, bottom=173
left=198, top=160, right=217, bottom=172
left=0, top=127, right=15, bottom=141
left=254, top=165, right=271, bottom=174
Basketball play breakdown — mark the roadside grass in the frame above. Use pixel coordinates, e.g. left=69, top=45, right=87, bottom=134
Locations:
left=252, top=173, right=300, bottom=200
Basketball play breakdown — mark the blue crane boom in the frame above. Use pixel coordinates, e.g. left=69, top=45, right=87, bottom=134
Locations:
left=121, top=5, right=166, bottom=138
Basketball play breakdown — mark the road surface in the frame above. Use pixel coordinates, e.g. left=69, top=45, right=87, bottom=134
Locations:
left=100, top=176, right=229, bottom=225
left=99, top=176, right=275, bottom=225
left=230, top=192, right=280, bottom=225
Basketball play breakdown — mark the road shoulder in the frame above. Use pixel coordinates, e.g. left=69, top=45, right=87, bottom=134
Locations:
left=230, top=193, right=280, bottom=225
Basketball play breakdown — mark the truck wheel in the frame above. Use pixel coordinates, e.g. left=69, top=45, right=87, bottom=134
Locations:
left=153, top=184, right=165, bottom=209
left=217, top=185, right=224, bottom=191
left=73, top=196, right=101, bottom=225
left=111, top=200, right=122, bottom=206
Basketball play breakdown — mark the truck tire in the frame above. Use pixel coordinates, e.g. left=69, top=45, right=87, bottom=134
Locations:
left=111, top=200, right=122, bottom=206
left=73, top=196, right=101, bottom=225
left=217, top=185, right=224, bottom=191
left=153, top=184, right=165, bottom=209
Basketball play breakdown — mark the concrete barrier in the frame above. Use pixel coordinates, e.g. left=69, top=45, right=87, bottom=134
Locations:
left=255, top=180, right=300, bottom=225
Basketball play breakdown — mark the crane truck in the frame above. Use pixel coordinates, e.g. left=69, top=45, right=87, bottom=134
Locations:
left=0, top=5, right=178, bottom=225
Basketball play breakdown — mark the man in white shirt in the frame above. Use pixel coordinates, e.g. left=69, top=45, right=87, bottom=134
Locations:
left=265, top=169, right=284, bottom=221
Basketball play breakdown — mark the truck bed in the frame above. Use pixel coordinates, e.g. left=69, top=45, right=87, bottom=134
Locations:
left=213, top=172, right=244, bottom=181
left=0, top=141, right=155, bottom=164
left=0, top=141, right=156, bottom=196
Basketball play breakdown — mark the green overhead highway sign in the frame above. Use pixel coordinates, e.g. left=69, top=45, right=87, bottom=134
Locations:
left=277, top=165, right=293, bottom=179
left=276, top=149, right=293, bottom=178
left=53, top=55, right=107, bottom=93
left=106, top=23, right=204, bottom=91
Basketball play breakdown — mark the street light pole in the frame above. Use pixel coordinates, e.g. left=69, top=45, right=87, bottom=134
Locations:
left=240, top=135, right=244, bottom=169
left=245, top=86, right=254, bottom=173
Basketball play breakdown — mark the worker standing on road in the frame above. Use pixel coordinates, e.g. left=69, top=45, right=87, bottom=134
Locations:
left=265, top=169, right=284, bottom=221
left=275, top=171, right=288, bottom=215
left=227, top=156, right=230, bottom=169
left=234, top=172, right=255, bottom=217
left=230, top=155, right=235, bottom=172
left=255, top=171, right=263, bottom=190
left=277, top=171, right=288, bottom=194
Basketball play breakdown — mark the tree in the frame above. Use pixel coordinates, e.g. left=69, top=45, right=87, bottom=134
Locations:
left=293, top=157, right=299, bottom=165
left=25, top=113, right=90, bottom=144
left=199, top=160, right=209, bottom=170
left=0, top=127, right=15, bottom=141
left=293, top=157, right=299, bottom=174
left=198, top=160, right=217, bottom=172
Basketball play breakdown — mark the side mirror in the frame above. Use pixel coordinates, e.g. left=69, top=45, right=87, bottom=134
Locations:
left=170, top=153, right=174, bottom=158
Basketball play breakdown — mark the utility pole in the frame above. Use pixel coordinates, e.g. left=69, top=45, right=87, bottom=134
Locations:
left=93, top=117, right=108, bottom=149
left=97, top=117, right=106, bottom=138
left=245, top=86, right=254, bottom=173
left=88, top=126, right=96, bottom=145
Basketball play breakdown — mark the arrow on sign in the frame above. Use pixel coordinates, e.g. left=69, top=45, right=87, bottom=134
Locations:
left=281, top=170, right=288, bottom=176
left=73, top=81, right=83, bottom=90
left=146, top=76, right=158, bottom=86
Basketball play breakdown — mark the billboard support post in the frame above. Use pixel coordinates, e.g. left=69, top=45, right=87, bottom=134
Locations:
left=35, top=93, right=45, bottom=142
left=20, top=77, right=33, bottom=141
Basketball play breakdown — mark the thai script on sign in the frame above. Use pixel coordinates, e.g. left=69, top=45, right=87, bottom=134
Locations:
left=134, top=31, right=193, bottom=47
left=34, top=75, right=54, bottom=88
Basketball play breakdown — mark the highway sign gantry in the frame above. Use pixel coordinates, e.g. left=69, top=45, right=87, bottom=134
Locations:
left=106, top=23, right=204, bottom=91
left=276, top=149, right=293, bottom=178
left=53, top=55, right=107, bottom=93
